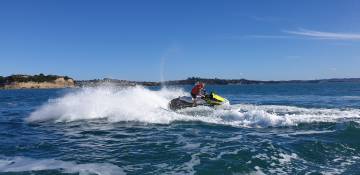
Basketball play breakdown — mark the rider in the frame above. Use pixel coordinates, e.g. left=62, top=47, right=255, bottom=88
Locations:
left=191, top=82, right=206, bottom=106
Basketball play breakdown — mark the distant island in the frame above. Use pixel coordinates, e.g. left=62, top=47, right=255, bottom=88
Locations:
left=0, top=74, right=75, bottom=89
left=1, top=74, right=360, bottom=89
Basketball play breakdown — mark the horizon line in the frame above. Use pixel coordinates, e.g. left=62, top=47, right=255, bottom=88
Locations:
left=1, top=74, right=359, bottom=82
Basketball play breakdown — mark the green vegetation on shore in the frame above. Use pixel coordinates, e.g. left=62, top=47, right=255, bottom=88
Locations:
left=1, top=74, right=360, bottom=89
left=164, top=77, right=360, bottom=85
left=0, top=74, right=72, bottom=84
left=77, top=77, right=360, bottom=87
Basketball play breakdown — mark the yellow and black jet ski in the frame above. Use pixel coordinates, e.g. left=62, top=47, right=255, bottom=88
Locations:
left=169, top=92, right=229, bottom=110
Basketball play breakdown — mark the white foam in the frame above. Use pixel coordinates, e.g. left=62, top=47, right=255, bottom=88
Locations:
left=27, top=86, right=186, bottom=123
left=27, top=86, right=360, bottom=127
left=278, top=130, right=336, bottom=137
left=0, top=156, right=125, bottom=175
left=178, top=104, right=360, bottom=127
left=277, top=153, right=298, bottom=164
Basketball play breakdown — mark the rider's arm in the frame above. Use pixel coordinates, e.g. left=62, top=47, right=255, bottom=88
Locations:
left=200, top=88, right=206, bottom=97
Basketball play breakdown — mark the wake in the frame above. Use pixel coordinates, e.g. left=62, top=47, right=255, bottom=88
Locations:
left=27, top=86, right=360, bottom=127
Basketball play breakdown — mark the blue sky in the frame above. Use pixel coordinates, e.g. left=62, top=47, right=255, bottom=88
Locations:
left=0, top=0, right=359, bottom=81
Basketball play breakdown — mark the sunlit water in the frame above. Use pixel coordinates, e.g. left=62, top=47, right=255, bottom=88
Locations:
left=1, top=83, right=360, bottom=174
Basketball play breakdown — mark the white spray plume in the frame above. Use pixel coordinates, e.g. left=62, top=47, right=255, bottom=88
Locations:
left=27, top=86, right=360, bottom=127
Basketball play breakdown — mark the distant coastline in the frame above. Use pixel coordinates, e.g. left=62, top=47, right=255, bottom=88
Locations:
left=0, top=74, right=75, bottom=89
left=77, top=77, right=360, bottom=87
left=1, top=74, right=360, bottom=89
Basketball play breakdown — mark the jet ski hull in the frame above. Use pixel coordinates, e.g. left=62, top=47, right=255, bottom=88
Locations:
left=168, top=92, right=229, bottom=111
left=169, top=97, right=194, bottom=110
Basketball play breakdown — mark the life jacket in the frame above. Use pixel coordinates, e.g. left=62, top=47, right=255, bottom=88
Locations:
left=191, top=84, right=204, bottom=95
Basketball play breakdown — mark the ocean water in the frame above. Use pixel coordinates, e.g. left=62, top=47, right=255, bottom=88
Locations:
left=1, top=83, right=360, bottom=175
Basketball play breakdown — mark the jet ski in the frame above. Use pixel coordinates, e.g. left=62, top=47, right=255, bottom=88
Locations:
left=169, top=92, right=229, bottom=110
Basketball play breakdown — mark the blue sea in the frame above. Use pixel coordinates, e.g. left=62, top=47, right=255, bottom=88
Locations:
left=1, top=83, right=360, bottom=174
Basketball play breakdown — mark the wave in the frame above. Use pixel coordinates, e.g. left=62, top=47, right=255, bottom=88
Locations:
left=27, top=86, right=360, bottom=127
left=0, top=156, right=125, bottom=175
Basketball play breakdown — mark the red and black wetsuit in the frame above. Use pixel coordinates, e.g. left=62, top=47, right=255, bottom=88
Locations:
left=191, top=84, right=204, bottom=98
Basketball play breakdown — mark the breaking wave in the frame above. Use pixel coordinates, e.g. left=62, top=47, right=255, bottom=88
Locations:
left=27, top=86, right=360, bottom=127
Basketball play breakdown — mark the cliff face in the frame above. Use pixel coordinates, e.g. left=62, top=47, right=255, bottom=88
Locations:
left=3, top=77, right=75, bottom=89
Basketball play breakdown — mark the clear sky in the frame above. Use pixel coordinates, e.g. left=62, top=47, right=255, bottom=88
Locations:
left=0, top=0, right=359, bottom=81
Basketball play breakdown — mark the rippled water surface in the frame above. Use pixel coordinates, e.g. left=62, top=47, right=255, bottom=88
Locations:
left=1, top=83, right=360, bottom=174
